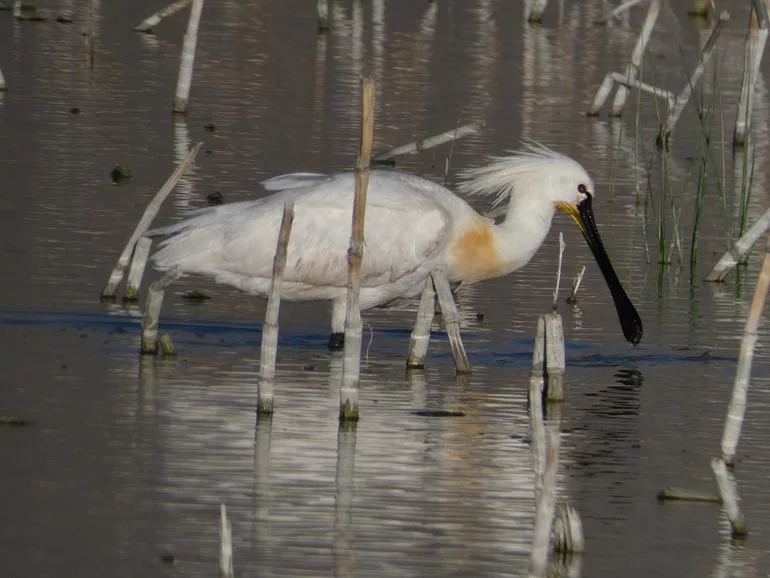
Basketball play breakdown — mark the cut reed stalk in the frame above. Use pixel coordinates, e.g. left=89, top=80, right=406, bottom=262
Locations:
left=552, top=504, right=585, bottom=553
left=317, top=0, right=329, bottom=32
left=101, top=143, right=201, bottom=300
left=124, top=236, right=153, bottom=302
left=257, top=202, right=295, bottom=416
left=134, top=0, right=192, bottom=32
left=371, top=123, right=479, bottom=164
left=340, top=78, right=375, bottom=422
left=406, top=279, right=436, bottom=369
left=688, top=0, right=712, bottom=16
left=525, top=0, right=548, bottom=23
left=720, top=233, right=770, bottom=466
left=711, top=458, right=748, bottom=538
left=173, top=0, right=204, bottom=114
left=432, top=271, right=471, bottom=374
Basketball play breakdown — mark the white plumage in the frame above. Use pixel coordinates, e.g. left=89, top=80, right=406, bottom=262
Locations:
left=150, top=144, right=642, bottom=345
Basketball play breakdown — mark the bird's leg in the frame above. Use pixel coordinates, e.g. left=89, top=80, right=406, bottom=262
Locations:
left=141, top=268, right=183, bottom=354
left=328, top=298, right=347, bottom=351
left=407, top=278, right=436, bottom=369
left=431, top=271, right=471, bottom=374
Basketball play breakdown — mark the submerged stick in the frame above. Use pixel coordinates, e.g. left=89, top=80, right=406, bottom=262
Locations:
left=711, top=458, right=748, bottom=538
left=334, top=422, right=357, bottom=576
left=258, top=202, right=295, bottom=416
left=371, top=123, right=480, bottom=164
left=656, top=486, right=721, bottom=503
left=219, top=504, right=234, bottom=578
left=173, top=0, right=204, bottom=114
left=141, top=269, right=183, bottom=355
left=721, top=233, right=770, bottom=465
left=432, top=271, right=471, bottom=374
left=406, top=279, right=436, bottom=369
left=124, top=236, right=153, bottom=302
left=134, top=0, right=193, bottom=32
left=101, top=143, right=201, bottom=299
left=340, top=78, right=375, bottom=422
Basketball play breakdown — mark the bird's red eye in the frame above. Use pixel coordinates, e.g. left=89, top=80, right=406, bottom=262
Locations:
left=577, top=184, right=587, bottom=194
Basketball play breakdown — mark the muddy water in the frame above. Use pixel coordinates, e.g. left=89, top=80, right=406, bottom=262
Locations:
left=2, top=1, right=770, bottom=576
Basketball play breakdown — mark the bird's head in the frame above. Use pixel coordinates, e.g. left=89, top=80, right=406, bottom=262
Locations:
left=458, top=143, right=643, bottom=346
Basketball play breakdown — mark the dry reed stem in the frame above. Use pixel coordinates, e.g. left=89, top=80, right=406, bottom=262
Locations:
left=134, top=0, right=193, bottom=32
left=340, top=78, right=375, bottom=422
left=721, top=233, right=770, bottom=465
left=173, top=0, right=204, bottom=113
left=102, top=143, right=201, bottom=299
left=257, top=202, right=295, bottom=415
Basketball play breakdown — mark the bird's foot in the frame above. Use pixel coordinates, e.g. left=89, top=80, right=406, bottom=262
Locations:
left=328, top=332, right=345, bottom=351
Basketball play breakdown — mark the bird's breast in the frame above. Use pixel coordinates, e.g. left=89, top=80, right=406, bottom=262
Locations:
left=449, top=221, right=501, bottom=282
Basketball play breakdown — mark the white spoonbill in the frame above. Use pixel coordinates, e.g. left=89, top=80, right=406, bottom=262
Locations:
left=150, top=143, right=643, bottom=348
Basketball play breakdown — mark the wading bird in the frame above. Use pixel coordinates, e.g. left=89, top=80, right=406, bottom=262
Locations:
left=151, top=143, right=643, bottom=349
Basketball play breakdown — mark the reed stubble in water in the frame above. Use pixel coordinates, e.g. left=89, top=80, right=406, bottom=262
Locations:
left=340, top=78, right=375, bottom=422
left=173, top=0, right=204, bottom=114
left=258, top=202, right=295, bottom=416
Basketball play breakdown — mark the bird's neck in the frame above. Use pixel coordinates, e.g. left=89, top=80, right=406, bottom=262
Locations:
left=495, top=197, right=556, bottom=273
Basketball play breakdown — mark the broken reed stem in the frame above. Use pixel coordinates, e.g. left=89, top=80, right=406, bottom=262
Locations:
left=720, top=233, right=770, bottom=466
left=567, top=266, right=586, bottom=304
left=219, top=504, right=234, bottom=578
left=257, top=202, right=295, bottom=416
left=406, top=279, right=436, bottom=369
left=666, top=12, right=730, bottom=137
left=0, top=67, right=6, bottom=91
left=609, top=0, right=647, bottom=19
left=552, top=232, right=565, bottom=307
left=340, top=77, right=375, bottom=422
left=371, top=123, right=480, bottom=164
left=611, top=0, right=662, bottom=116
left=734, top=3, right=769, bottom=146
left=124, top=237, right=153, bottom=302
left=706, top=204, right=770, bottom=281
left=101, top=143, right=201, bottom=299
left=173, top=0, right=204, bottom=114
left=711, top=458, right=748, bottom=538
left=552, top=504, right=585, bottom=554
left=432, top=271, right=471, bottom=373
left=134, top=0, right=193, bottom=32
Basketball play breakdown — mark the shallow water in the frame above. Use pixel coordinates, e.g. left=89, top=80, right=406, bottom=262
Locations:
left=2, top=1, right=770, bottom=576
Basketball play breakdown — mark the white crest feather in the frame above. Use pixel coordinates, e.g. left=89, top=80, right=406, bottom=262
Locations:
left=457, top=141, right=577, bottom=207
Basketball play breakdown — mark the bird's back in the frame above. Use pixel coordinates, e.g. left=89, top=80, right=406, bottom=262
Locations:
left=151, top=171, right=475, bottom=290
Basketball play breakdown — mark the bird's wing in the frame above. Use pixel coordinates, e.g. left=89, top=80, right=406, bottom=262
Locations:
left=153, top=172, right=451, bottom=288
